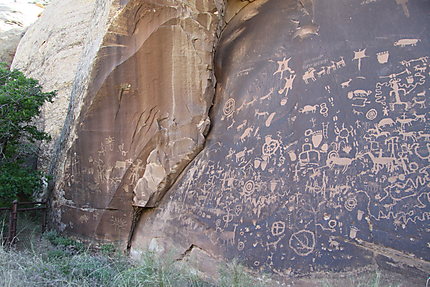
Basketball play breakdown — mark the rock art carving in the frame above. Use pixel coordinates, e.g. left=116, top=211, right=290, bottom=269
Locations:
left=13, top=0, right=430, bottom=281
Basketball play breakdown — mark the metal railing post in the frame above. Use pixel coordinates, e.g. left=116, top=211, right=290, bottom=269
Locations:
left=41, top=202, right=47, bottom=233
left=7, top=200, right=18, bottom=244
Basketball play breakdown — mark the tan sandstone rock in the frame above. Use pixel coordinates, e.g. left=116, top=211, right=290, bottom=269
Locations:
left=12, top=0, right=224, bottom=249
left=0, top=0, right=47, bottom=64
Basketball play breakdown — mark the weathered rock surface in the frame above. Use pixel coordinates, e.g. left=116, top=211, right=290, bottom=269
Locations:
left=37, top=0, right=223, bottom=248
left=11, top=0, right=430, bottom=284
left=0, top=0, right=47, bottom=64
left=12, top=0, right=113, bottom=175
left=129, top=0, right=430, bottom=282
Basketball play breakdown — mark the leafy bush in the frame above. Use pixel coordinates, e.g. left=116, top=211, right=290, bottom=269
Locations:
left=0, top=63, right=55, bottom=206
left=44, top=230, right=85, bottom=252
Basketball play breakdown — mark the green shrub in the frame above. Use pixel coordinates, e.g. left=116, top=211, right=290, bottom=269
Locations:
left=0, top=63, right=55, bottom=206
left=44, top=230, right=85, bottom=252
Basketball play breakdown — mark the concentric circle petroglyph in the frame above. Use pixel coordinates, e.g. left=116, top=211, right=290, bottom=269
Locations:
left=223, top=98, right=235, bottom=116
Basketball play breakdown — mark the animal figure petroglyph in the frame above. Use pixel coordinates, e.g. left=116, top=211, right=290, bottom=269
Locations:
left=299, top=104, right=319, bottom=114
left=377, top=118, right=396, bottom=129
left=394, top=39, right=420, bottom=47
left=236, top=120, right=248, bottom=131
left=240, top=127, right=253, bottom=142
left=326, top=154, right=354, bottom=173
left=413, top=112, right=426, bottom=122
left=347, top=89, right=372, bottom=107
left=400, top=56, right=428, bottom=67
left=302, top=68, right=316, bottom=84
left=326, top=62, right=337, bottom=74
left=316, top=68, right=326, bottom=77
left=396, top=115, right=415, bottom=129
left=414, top=65, right=427, bottom=73
left=401, top=131, right=417, bottom=142
left=341, top=78, right=352, bottom=88
left=367, top=125, right=390, bottom=138
left=336, top=56, right=346, bottom=68
left=360, top=151, right=397, bottom=173
left=412, top=94, right=426, bottom=109
left=417, top=131, right=430, bottom=141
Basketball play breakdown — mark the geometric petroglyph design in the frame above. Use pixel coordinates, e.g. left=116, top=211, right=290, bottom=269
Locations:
left=289, top=230, right=316, bottom=256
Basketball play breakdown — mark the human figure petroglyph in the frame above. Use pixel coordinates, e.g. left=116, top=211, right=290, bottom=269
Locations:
left=388, top=78, right=410, bottom=109
left=278, top=74, right=296, bottom=97
left=353, top=49, right=368, bottom=71
left=128, top=159, right=144, bottom=185
left=334, top=123, right=354, bottom=143
left=385, top=136, right=400, bottom=158
left=105, top=136, right=115, bottom=151
left=302, top=67, right=317, bottom=84
left=118, top=143, right=128, bottom=157
left=222, top=208, right=234, bottom=228
left=273, top=57, right=294, bottom=79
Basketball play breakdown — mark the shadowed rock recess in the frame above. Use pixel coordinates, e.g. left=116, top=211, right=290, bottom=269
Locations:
left=12, top=0, right=430, bottom=282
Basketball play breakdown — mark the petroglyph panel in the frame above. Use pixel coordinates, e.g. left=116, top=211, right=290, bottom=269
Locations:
left=54, top=0, right=220, bottom=245
left=131, top=0, right=430, bottom=277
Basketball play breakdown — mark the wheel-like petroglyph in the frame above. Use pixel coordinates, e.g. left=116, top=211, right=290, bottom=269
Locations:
left=289, top=230, right=316, bottom=256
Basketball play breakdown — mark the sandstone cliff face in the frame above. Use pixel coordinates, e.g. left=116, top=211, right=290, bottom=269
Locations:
left=40, top=0, right=223, bottom=248
left=11, top=0, right=430, bottom=283
left=12, top=0, right=114, bottom=175
left=129, top=0, right=430, bottom=280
